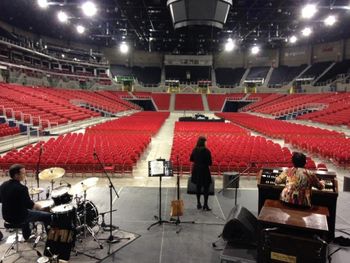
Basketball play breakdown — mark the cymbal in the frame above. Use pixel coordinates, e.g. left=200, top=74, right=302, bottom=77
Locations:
left=39, top=167, right=65, bottom=181
left=28, top=187, right=44, bottom=196
left=69, top=177, right=99, bottom=195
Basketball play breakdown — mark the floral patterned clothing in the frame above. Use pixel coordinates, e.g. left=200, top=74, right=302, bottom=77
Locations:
left=275, top=167, right=324, bottom=207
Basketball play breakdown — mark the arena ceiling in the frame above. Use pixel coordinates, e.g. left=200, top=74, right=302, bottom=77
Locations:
left=1, top=0, right=350, bottom=54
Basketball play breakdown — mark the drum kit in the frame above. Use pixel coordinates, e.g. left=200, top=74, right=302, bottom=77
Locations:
left=28, top=167, right=103, bottom=262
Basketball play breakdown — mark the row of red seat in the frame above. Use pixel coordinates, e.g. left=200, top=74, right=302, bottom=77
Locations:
left=217, top=113, right=343, bottom=140
left=175, top=94, right=203, bottom=111
left=0, top=123, right=20, bottom=137
left=0, top=112, right=169, bottom=174
left=174, top=121, right=249, bottom=135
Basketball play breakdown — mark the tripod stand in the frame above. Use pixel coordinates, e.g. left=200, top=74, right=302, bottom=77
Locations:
left=94, top=150, right=120, bottom=255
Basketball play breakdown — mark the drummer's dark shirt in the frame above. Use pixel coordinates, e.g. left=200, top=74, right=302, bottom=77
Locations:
left=0, top=179, right=34, bottom=223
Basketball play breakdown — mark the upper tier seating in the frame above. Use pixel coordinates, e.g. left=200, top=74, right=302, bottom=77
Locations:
left=246, top=67, right=270, bottom=81
left=269, top=65, right=307, bottom=85
left=0, top=84, right=99, bottom=128
left=175, top=94, right=204, bottom=111
left=215, top=68, right=245, bottom=86
left=165, top=66, right=211, bottom=82
left=110, top=65, right=133, bottom=76
left=316, top=60, right=350, bottom=84
left=299, top=61, right=332, bottom=79
left=132, top=66, right=161, bottom=85
left=0, top=123, right=20, bottom=137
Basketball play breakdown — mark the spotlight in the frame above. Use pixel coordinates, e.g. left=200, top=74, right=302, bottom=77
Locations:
left=76, top=25, right=85, bottom=34
left=57, top=11, right=68, bottom=23
left=119, top=42, right=129, bottom=54
left=251, top=46, right=260, bottom=55
left=224, top=38, right=235, bottom=52
left=82, top=1, right=97, bottom=17
left=289, top=35, right=298, bottom=44
left=301, top=27, right=312, bottom=37
left=37, top=0, right=48, bottom=9
left=61, top=54, right=65, bottom=58
left=324, top=15, right=336, bottom=26
left=301, top=4, right=317, bottom=19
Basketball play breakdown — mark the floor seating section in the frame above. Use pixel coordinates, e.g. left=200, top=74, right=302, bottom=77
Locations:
left=217, top=113, right=346, bottom=167
left=0, top=112, right=169, bottom=174
left=175, top=94, right=204, bottom=111
left=0, top=123, right=20, bottom=137
left=170, top=121, right=296, bottom=174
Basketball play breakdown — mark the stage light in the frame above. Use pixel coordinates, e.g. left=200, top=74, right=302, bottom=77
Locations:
left=289, top=35, right=298, bottom=44
left=251, top=46, right=260, bottom=55
left=301, top=4, right=317, bottom=19
left=301, top=27, right=312, bottom=37
left=37, top=0, right=48, bottom=9
left=224, top=38, right=235, bottom=52
left=82, top=1, right=97, bottom=17
left=57, top=11, right=68, bottom=23
left=119, top=42, right=129, bottom=54
left=324, top=15, right=336, bottom=26
left=76, top=25, right=85, bottom=34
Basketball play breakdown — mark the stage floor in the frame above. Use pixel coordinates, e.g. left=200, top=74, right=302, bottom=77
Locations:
left=1, top=185, right=349, bottom=263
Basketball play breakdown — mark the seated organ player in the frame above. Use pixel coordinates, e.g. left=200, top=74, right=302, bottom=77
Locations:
left=275, top=152, right=325, bottom=207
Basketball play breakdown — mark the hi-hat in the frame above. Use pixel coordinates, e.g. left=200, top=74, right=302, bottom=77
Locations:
left=29, top=187, right=44, bottom=196
left=39, top=167, right=65, bottom=181
left=69, top=177, right=99, bottom=195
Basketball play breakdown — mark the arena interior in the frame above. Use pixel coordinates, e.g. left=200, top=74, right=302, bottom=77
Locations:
left=0, top=0, right=350, bottom=262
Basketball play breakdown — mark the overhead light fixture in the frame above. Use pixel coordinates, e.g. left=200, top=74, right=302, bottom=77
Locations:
left=61, top=54, right=65, bottom=58
left=37, top=0, right=48, bottom=9
left=301, top=4, right=317, bottom=19
left=82, top=1, right=97, bottom=17
left=289, top=35, right=298, bottom=44
left=57, top=11, right=68, bottom=23
left=324, top=15, right=337, bottom=26
left=224, top=38, right=235, bottom=52
left=119, top=42, right=129, bottom=54
left=76, top=25, right=85, bottom=34
left=251, top=46, right=260, bottom=55
left=301, top=27, right=312, bottom=37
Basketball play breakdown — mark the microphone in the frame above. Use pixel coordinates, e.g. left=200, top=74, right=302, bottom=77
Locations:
left=33, top=235, right=41, bottom=248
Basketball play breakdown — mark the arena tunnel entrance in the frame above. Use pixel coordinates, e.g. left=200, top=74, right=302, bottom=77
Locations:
left=222, top=101, right=252, bottom=112
left=128, top=99, right=156, bottom=111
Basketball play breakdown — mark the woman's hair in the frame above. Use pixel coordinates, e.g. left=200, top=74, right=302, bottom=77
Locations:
left=195, top=136, right=207, bottom=148
left=292, top=152, right=306, bottom=168
left=8, top=164, right=25, bottom=178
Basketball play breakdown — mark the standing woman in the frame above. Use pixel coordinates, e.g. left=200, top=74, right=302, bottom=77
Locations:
left=190, top=136, right=212, bottom=211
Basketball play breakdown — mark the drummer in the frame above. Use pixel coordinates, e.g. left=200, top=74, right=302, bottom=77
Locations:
left=0, top=164, right=52, bottom=240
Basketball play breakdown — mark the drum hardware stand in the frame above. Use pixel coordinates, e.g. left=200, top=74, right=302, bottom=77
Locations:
left=100, top=210, right=118, bottom=231
left=77, top=188, right=103, bottom=249
left=94, top=150, right=120, bottom=254
left=35, top=143, right=44, bottom=188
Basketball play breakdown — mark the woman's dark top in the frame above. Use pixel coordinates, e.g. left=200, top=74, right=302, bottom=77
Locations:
left=190, top=147, right=212, bottom=187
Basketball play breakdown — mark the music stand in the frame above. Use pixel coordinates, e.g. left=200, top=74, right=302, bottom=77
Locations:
left=147, top=158, right=173, bottom=230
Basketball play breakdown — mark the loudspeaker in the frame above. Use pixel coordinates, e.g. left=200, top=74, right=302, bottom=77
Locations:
left=187, top=177, right=215, bottom=195
left=222, top=205, right=257, bottom=245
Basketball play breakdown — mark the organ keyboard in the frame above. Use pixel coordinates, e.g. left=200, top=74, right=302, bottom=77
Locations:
left=257, top=167, right=338, bottom=239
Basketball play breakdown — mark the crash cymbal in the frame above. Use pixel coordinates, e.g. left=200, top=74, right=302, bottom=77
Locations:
left=69, top=177, right=99, bottom=195
left=39, top=167, right=65, bottom=181
left=29, top=187, right=44, bottom=196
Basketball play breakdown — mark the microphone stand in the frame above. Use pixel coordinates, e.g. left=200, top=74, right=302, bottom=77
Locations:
left=94, top=150, right=120, bottom=255
left=35, top=143, right=43, bottom=188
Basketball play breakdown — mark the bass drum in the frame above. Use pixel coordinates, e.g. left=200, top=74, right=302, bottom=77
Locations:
left=76, top=201, right=99, bottom=228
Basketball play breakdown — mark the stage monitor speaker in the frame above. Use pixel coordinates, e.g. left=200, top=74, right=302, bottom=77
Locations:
left=167, top=0, right=233, bottom=29
left=222, top=205, right=257, bottom=245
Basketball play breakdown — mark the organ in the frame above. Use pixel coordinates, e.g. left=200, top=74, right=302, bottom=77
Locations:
left=257, top=167, right=338, bottom=239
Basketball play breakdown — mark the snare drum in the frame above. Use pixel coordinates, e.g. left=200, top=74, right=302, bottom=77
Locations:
left=51, top=204, right=76, bottom=229
left=36, top=199, right=54, bottom=212
left=51, top=186, right=72, bottom=206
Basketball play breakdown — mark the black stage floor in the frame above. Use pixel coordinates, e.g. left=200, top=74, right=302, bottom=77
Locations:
left=1, top=187, right=349, bottom=262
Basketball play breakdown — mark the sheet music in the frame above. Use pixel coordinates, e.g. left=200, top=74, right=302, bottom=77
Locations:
left=150, top=160, right=164, bottom=176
